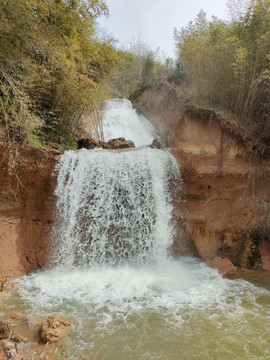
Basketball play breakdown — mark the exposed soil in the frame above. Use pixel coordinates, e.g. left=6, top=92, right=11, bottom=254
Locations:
left=0, top=144, right=59, bottom=278
left=134, top=87, right=270, bottom=270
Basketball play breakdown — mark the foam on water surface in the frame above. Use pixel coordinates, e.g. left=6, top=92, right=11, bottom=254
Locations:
left=9, top=258, right=270, bottom=359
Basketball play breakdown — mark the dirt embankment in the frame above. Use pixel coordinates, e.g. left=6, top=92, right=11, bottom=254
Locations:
left=0, top=145, right=59, bottom=278
left=134, top=88, right=270, bottom=270
left=133, top=83, right=185, bottom=147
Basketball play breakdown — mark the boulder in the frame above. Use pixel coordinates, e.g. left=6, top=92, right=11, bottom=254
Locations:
left=99, top=141, right=113, bottom=149
left=77, top=138, right=101, bottom=150
left=209, top=257, right=237, bottom=279
left=108, top=137, right=135, bottom=149
left=149, top=139, right=161, bottom=149
left=38, top=316, right=71, bottom=343
left=77, top=137, right=135, bottom=150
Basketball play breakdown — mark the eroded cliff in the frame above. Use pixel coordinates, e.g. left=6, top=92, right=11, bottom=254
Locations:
left=134, top=88, right=270, bottom=270
left=0, top=145, right=59, bottom=278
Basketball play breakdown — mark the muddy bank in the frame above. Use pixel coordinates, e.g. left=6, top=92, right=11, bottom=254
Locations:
left=134, top=88, right=270, bottom=270
left=0, top=145, right=59, bottom=278
left=171, top=108, right=270, bottom=270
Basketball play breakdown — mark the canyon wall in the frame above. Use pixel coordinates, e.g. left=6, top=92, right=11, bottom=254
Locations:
left=134, top=87, right=270, bottom=270
left=0, top=145, right=58, bottom=278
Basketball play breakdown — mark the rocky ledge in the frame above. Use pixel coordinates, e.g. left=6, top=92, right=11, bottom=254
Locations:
left=77, top=137, right=161, bottom=150
left=78, top=137, right=135, bottom=150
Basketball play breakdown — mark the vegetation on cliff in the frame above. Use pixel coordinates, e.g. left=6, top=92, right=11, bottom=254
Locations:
left=0, top=0, right=120, bottom=148
left=174, top=0, right=270, bottom=144
left=1, top=0, right=269, bottom=149
left=106, top=43, right=173, bottom=99
left=0, top=1, right=171, bottom=149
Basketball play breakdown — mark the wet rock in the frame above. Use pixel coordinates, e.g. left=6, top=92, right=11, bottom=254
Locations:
left=77, top=137, right=135, bottom=150
left=149, top=139, right=161, bottom=149
left=209, top=257, right=237, bottom=279
left=99, top=141, right=113, bottom=149
left=38, top=316, right=71, bottom=343
left=0, top=322, right=12, bottom=340
left=108, top=137, right=135, bottom=149
left=77, top=138, right=101, bottom=150
left=0, top=279, right=10, bottom=293
left=0, top=321, right=27, bottom=344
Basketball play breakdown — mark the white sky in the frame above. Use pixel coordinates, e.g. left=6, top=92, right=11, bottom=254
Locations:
left=98, top=0, right=228, bottom=58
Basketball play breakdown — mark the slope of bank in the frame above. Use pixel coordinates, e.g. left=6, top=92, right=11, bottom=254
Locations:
left=134, top=86, right=270, bottom=270
left=0, top=145, right=59, bottom=278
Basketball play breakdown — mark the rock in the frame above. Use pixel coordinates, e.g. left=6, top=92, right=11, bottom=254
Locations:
left=149, top=139, right=161, bottom=149
left=0, top=321, right=27, bottom=344
left=107, top=137, right=135, bottom=149
left=77, top=138, right=101, bottom=150
left=0, top=322, right=12, bottom=340
left=38, top=316, right=71, bottom=343
left=99, top=141, right=113, bottom=149
left=209, top=257, right=237, bottom=279
left=77, top=137, right=135, bottom=150
left=0, top=279, right=10, bottom=293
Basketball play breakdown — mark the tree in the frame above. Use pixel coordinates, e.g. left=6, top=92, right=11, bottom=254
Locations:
left=0, top=0, right=119, bottom=146
left=226, top=0, right=251, bottom=21
left=174, top=0, right=270, bottom=141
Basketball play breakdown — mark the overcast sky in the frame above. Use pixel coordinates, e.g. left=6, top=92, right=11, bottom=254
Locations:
left=98, top=0, right=228, bottom=58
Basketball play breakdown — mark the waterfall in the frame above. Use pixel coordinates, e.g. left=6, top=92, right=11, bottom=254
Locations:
left=9, top=99, right=270, bottom=360
left=53, top=148, right=180, bottom=269
left=101, top=99, right=155, bottom=146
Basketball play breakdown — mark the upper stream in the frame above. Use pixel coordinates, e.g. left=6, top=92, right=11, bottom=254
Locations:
left=4, top=99, right=270, bottom=359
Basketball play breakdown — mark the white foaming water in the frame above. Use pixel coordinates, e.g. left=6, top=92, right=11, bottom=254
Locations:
left=101, top=99, right=155, bottom=146
left=52, top=148, right=179, bottom=269
left=12, top=258, right=270, bottom=359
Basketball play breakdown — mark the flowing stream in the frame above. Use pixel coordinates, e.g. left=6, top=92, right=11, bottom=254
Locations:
left=4, top=100, right=270, bottom=359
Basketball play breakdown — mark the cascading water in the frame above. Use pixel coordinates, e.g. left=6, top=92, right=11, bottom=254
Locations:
left=53, top=148, right=179, bottom=269
left=101, top=99, right=155, bottom=146
left=4, top=100, right=270, bottom=360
